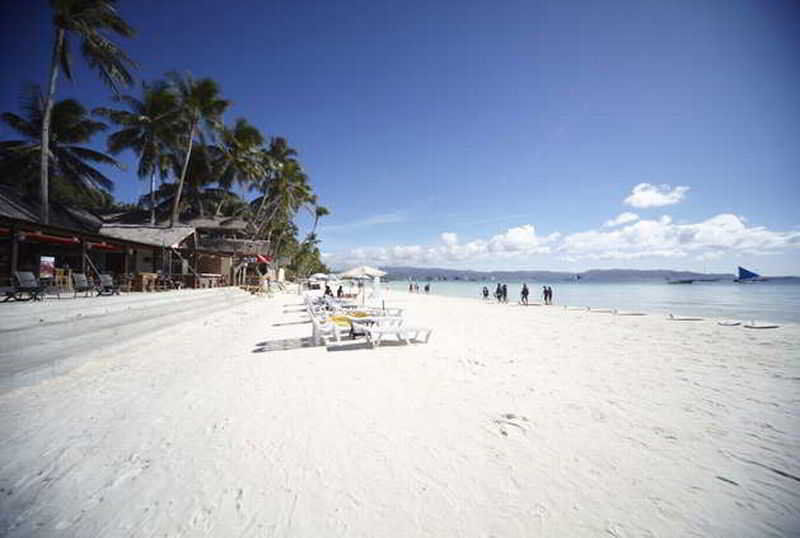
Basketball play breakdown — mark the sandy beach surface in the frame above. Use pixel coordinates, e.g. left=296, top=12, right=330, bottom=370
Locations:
left=1, top=288, right=798, bottom=537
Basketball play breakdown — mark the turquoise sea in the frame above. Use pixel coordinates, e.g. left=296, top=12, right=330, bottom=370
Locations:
left=385, top=279, right=800, bottom=324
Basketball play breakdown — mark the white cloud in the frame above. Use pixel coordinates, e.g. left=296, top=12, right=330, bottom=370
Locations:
left=604, top=212, right=639, bottom=227
left=320, top=211, right=406, bottom=233
left=326, top=213, right=800, bottom=269
left=441, top=232, right=458, bottom=246
left=559, top=213, right=800, bottom=261
left=624, top=183, right=689, bottom=208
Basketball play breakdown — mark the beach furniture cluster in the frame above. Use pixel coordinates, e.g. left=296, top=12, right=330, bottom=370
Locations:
left=304, top=294, right=432, bottom=347
left=2, top=271, right=128, bottom=302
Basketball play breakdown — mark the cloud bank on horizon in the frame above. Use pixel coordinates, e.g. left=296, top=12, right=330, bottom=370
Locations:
left=322, top=184, right=800, bottom=271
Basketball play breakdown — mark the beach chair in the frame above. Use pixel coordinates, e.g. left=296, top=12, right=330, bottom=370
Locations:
left=2, top=286, right=17, bottom=302
left=97, top=274, right=120, bottom=296
left=351, top=318, right=433, bottom=348
left=72, top=273, right=95, bottom=298
left=13, top=271, right=45, bottom=301
left=310, top=314, right=351, bottom=346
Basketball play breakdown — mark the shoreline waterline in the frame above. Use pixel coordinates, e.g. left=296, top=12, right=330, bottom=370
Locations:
left=384, top=279, right=800, bottom=324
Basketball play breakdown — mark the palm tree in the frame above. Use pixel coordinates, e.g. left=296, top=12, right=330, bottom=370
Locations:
left=310, top=203, right=330, bottom=236
left=252, top=158, right=314, bottom=245
left=249, top=136, right=297, bottom=236
left=214, top=118, right=266, bottom=216
left=94, top=81, right=179, bottom=224
left=166, top=72, right=229, bottom=226
left=1, top=86, right=121, bottom=204
left=40, top=0, right=136, bottom=223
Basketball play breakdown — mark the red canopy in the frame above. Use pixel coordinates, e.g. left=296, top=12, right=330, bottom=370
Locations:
left=256, top=255, right=271, bottom=263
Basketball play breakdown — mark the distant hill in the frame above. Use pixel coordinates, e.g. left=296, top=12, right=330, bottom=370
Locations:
left=374, top=266, right=736, bottom=282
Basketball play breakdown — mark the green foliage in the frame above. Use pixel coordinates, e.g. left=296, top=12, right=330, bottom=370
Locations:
left=0, top=86, right=121, bottom=202
left=51, top=0, right=137, bottom=94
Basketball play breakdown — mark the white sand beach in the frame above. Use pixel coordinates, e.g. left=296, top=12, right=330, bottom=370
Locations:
left=1, top=288, right=799, bottom=537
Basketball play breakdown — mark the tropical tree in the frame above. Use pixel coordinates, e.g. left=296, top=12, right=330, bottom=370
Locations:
left=253, top=158, right=314, bottom=248
left=214, top=118, right=266, bottom=216
left=94, top=81, right=179, bottom=224
left=166, top=72, right=229, bottom=226
left=146, top=144, right=219, bottom=219
left=309, top=202, right=329, bottom=237
left=40, top=0, right=136, bottom=223
left=1, top=86, right=121, bottom=205
left=248, top=137, right=297, bottom=236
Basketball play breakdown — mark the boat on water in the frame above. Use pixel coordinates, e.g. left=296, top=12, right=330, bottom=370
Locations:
left=734, top=266, right=767, bottom=283
left=667, top=279, right=695, bottom=284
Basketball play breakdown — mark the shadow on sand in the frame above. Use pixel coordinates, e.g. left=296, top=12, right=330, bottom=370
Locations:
left=252, top=336, right=409, bottom=353
left=252, top=337, right=318, bottom=353
left=272, top=320, right=310, bottom=327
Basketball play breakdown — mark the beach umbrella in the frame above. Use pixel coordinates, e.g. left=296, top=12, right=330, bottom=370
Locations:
left=310, top=273, right=331, bottom=280
left=339, top=265, right=386, bottom=279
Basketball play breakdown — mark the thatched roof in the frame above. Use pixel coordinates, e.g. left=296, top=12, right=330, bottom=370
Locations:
left=184, top=216, right=249, bottom=231
left=100, top=225, right=195, bottom=248
left=0, top=186, right=104, bottom=233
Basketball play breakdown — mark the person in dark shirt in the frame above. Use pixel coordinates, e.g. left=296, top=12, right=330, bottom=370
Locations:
left=501, top=283, right=508, bottom=303
left=521, top=283, right=529, bottom=305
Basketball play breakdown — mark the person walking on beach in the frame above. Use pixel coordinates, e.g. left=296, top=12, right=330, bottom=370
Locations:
left=409, top=282, right=413, bottom=293
left=336, top=285, right=343, bottom=298
left=424, top=283, right=430, bottom=293
left=495, top=283, right=503, bottom=302
left=521, top=283, right=529, bottom=305
left=542, top=286, right=548, bottom=304
left=324, top=284, right=333, bottom=297
left=482, top=286, right=490, bottom=300
left=547, top=286, right=554, bottom=305
left=502, top=283, right=508, bottom=303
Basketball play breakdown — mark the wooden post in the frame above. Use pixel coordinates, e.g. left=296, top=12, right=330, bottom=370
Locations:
left=80, top=239, right=87, bottom=274
left=10, top=224, right=19, bottom=276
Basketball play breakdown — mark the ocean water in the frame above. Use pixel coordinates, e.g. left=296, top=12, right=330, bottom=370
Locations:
left=386, top=280, right=800, bottom=324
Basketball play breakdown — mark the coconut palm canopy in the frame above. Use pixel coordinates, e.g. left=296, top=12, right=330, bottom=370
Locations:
left=0, top=86, right=120, bottom=202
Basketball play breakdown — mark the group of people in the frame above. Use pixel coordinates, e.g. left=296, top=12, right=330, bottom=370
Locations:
left=408, top=282, right=430, bottom=293
left=482, top=283, right=554, bottom=305
left=323, top=284, right=345, bottom=298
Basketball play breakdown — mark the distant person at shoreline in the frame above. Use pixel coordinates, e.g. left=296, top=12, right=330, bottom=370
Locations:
left=336, top=285, right=343, bottom=298
left=495, top=283, right=503, bottom=302
left=547, top=286, right=554, bottom=305
left=324, top=284, right=333, bottom=297
left=424, top=283, right=430, bottom=293
left=521, top=283, right=529, bottom=305
left=409, top=282, right=413, bottom=293
left=482, top=286, right=490, bottom=300
left=542, top=285, right=548, bottom=304
left=502, top=283, right=508, bottom=303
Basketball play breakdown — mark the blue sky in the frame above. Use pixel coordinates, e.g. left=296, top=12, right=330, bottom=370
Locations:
left=1, top=0, right=799, bottom=274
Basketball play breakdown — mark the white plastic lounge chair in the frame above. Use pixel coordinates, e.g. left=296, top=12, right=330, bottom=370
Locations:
left=310, top=315, right=351, bottom=346
left=351, top=318, right=433, bottom=348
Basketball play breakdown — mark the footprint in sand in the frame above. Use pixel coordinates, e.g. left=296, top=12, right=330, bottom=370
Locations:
left=494, top=413, right=530, bottom=437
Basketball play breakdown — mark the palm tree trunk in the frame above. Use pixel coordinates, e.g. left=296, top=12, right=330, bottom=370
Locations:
left=149, top=170, right=156, bottom=225
left=170, top=124, right=195, bottom=227
left=214, top=188, right=228, bottom=216
left=40, top=29, right=65, bottom=225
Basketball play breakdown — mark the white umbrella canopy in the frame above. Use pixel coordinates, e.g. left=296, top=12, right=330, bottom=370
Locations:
left=309, top=273, right=332, bottom=280
left=338, top=266, right=386, bottom=279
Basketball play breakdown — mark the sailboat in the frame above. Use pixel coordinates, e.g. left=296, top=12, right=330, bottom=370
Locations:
left=734, top=266, right=767, bottom=283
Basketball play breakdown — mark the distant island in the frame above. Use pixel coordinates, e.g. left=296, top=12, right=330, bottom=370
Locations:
left=369, top=267, right=800, bottom=283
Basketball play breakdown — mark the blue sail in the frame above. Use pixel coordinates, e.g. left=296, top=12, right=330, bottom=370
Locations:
left=737, top=266, right=761, bottom=280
